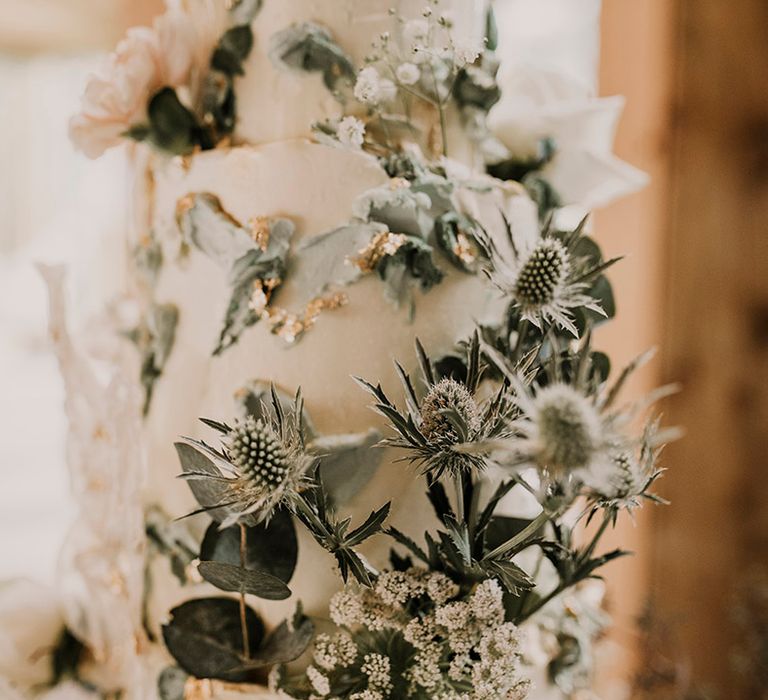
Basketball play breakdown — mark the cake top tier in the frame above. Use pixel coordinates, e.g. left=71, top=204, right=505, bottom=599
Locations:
left=70, top=0, right=492, bottom=163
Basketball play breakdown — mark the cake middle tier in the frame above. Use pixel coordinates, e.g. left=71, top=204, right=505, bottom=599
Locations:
left=146, top=139, right=538, bottom=507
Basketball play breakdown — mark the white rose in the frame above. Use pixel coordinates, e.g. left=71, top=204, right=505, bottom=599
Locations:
left=0, top=580, right=64, bottom=689
left=395, top=62, right=420, bottom=86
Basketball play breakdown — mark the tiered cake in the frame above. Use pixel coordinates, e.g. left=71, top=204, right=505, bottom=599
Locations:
left=2, top=2, right=658, bottom=699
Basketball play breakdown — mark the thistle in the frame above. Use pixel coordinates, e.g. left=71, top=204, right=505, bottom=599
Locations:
left=176, top=387, right=314, bottom=528
left=478, top=216, right=620, bottom=337
left=356, top=331, right=512, bottom=480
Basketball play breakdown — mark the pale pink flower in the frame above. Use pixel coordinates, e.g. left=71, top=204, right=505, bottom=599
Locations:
left=69, top=7, right=207, bottom=159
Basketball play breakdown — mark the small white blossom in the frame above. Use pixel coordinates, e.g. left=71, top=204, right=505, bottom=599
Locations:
left=337, top=116, right=366, bottom=149
left=354, top=66, right=396, bottom=105
left=452, top=40, right=482, bottom=67
left=396, top=62, right=421, bottom=85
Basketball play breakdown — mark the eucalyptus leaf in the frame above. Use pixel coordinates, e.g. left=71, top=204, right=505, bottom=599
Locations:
left=147, top=88, right=199, bottom=156
left=198, top=561, right=291, bottom=600
left=236, top=612, right=314, bottom=670
left=200, top=509, right=298, bottom=584
left=228, top=0, right=263, bottom=25
left=175, top=442, right=259, bottom=527
left=162, top=598, right=264, bottom=682
left=289, top=222, right=387, bottom=304
left=309, top=429, right=383, bottom=506
left=177, top=193, right=256, bottom=269
left=269, top=22, right=355, bottom=97
left=212, top=25, right=254, bottom=76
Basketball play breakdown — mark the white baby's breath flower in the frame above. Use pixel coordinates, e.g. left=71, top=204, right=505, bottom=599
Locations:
left=337, top=116, right=366, bottom=149
left=396, top=62, right=421, bottom=85
left=452, top=39, right=482, bottom=67
left=354, top=67, right=396, bottom=105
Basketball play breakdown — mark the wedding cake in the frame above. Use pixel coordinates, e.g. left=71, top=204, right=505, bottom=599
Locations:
left=1, top=2, right=663, bottom=699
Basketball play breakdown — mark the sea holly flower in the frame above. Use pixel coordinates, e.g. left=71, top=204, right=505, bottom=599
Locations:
left=478, top=216, right=619, bottom=336
left=585, top=418, right=669, bottom=518
left=356, top=332, right=513, bottom=480
left=176, top=388, right=315, bottom=528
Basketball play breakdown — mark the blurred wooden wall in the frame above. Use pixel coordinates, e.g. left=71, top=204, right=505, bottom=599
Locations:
left=594, top=1, right=675, bottom=695
left=653, top=1, right=768, bottom=698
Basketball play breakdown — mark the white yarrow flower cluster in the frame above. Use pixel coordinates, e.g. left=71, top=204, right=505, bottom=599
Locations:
left=302, top=571, right=529, bottom=699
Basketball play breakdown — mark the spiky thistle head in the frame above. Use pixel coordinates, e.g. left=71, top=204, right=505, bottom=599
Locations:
left=420, top=378, right=481, bottom=443
left=479, top=217, right=615, bottom=337
left=357, top=333, right=512, bottom=480
left=177, top=389, right=313, bottom=528
left=533, top=384, right=601, bottom=472
left=225, top=415, right=292, bottom=492
left=513, top=237, right=569, bottom=309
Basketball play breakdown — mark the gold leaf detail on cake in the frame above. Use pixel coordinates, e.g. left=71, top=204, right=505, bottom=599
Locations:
left=263, top=291, right=349, bottom=344
left=248, top=278, right=280, bottom=315
left=175, top=194, right=196, bottom=227
left=348, top=231, right=408, bottom=273
left=248, top=216, right=271, bottom=251
left=453, top=231, right=477, bottom=267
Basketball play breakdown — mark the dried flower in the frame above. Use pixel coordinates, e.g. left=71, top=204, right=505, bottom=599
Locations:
left=337, top=116, right=366, bottom=149
left=354, top=66, right=396, bottom=105
left=279, top=570, right=529, bottom=699
left=357, top=333, right=513, bottom=479
left=177, top=390, right=314, bottom=527
left=479, top=218, right=615, bottom=336
left=395, top=62, right=421, bottom=85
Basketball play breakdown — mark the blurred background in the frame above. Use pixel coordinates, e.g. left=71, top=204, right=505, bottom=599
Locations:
left=0, top=1, right=766, bottom=698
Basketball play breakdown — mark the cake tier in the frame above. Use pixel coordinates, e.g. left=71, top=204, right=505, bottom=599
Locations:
left=143, top=139, right=539, bottom=632
left=233, top=0, right=488, bottom=161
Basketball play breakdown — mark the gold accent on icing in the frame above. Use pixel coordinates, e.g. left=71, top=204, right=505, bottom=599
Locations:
left=263, top=291, right=349, bottom=344
left=453, top=231, right=477, bottom=267
left=348, top=231, right=408, bottom=273
left=248, top=216, right=271, bottom=251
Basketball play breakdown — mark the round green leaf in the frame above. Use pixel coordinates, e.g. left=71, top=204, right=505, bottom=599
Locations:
left=161, top=597, right=264, bottom=682
left=198, top=561, right=291, bottom=600
left=200, top=508, right=298, bottom=584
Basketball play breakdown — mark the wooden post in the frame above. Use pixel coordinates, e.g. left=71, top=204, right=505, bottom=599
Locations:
left=594, top=0, right=675, bottom=693
left=652, top=1, right=768, bottom=696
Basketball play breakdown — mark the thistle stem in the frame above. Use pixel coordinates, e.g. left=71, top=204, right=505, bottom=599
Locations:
left=429, top=62, right=448, bottom=157
left=238, top=523, right=251, bottom=660
left=483, top=509, right=549, bottom=561
left=455, top=472, right=465, bottom=522
left=578, top=510, right=612, bottom=565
